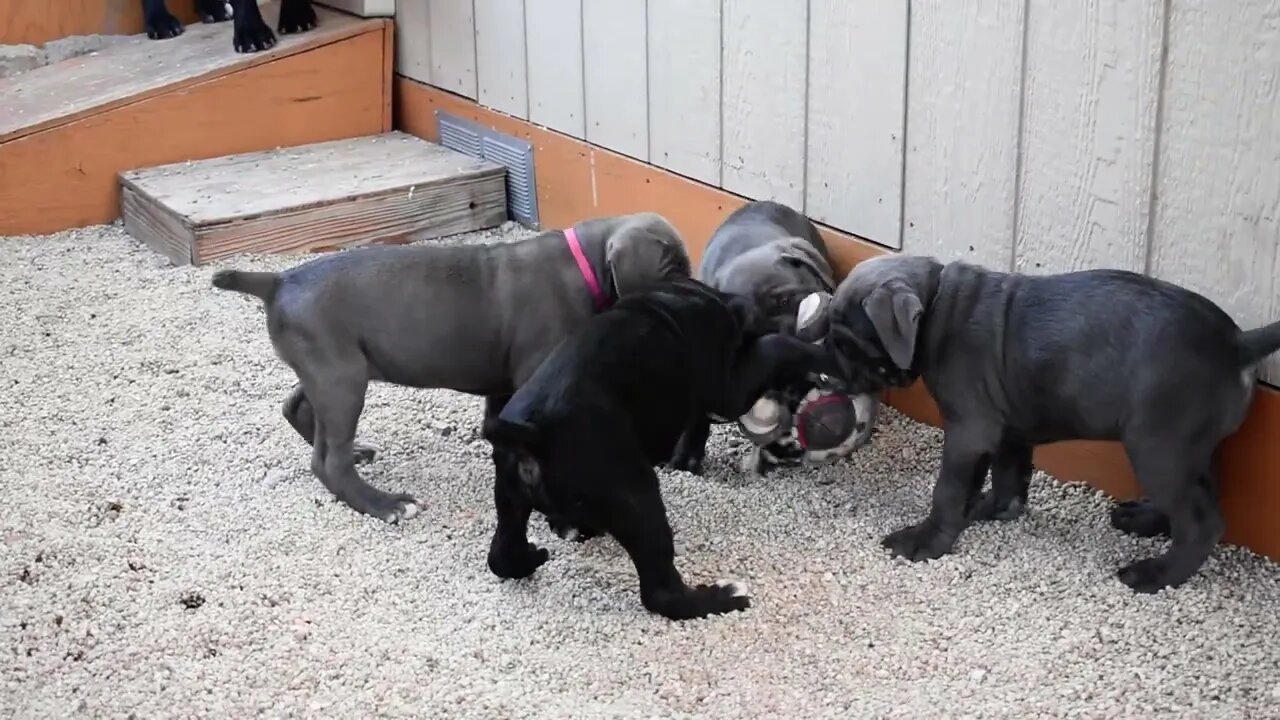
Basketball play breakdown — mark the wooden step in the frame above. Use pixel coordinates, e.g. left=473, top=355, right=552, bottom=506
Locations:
left=118, top=132, right=508, bottom=265
left=0, top=2, right=393, bottom=236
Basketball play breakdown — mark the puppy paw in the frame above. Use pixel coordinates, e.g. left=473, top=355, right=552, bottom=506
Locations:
left=646, top=579, right=751, bottom=620
left=488, top=543, right=550, bottom=580
left=545, top=516, right=600, bottom=543
left=966, top=492, right=1025, bottom=523
left=233, top=16, right=276, bottom=52
left=145, top=9, right=185, bottom=39
left=1117, top=557, right=1175, bottom=594
left=1110, top=499, right=1171, bottom=538
left=881, top=520, right=955, bottom=562
left=196, top=0, right=232, bottom=22
left=278, top=2, right=318, bottom=34
left=358, top=492, right=419, bottom=524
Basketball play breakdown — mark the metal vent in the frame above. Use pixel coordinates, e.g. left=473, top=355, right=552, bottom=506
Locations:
left=435, top=111, right=540, bottom=228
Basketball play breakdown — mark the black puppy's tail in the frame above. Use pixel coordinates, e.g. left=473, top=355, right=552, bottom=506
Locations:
left=211, top=270, right=280, bottom=303
left=1236, top=320, right=1280, bottom=367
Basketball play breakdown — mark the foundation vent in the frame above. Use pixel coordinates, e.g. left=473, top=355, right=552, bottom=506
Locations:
left=435, top=111, right=539, bottom=228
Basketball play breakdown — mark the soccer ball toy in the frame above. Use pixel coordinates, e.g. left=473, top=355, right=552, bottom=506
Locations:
left=736, top=291, right=880, bottom=466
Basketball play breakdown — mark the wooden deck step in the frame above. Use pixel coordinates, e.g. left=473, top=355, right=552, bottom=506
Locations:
left=0, top=2, right=393, bottom=236
left=118, top=131, right=509, bottom=265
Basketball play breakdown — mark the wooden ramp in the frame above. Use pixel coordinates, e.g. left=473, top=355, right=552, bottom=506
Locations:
left=120, top=132, right=509, bottom=265
left=0, top=2, right=393, bottom=236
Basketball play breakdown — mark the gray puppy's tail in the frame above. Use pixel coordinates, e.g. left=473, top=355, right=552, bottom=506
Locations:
left=211, top=270, right=280, bottom=303
left=1236, top=320, right=1280, bottom=367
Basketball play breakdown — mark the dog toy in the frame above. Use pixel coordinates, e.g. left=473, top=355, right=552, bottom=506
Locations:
left=736, top=291, right=879, bottom=462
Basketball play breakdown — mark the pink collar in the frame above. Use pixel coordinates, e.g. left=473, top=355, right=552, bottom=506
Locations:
left=564, top=227, right=610, bottom=312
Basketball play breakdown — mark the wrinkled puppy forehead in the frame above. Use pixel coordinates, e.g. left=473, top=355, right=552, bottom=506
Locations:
left=834, top=254, right=940, bottom=304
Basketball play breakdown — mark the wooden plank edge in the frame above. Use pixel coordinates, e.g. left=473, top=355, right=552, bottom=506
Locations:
left=0, top=14, right=386, bottom=146
left=392, top=75, right=1280, bottom=563
left=380, top=18, right=395, bottom=132
left=189, top=162, right=507, bottom=227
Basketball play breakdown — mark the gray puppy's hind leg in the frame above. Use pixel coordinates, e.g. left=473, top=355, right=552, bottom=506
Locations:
left=295, top=365, right=419, bottom=524
left=966, top=440, right=1032, bottom=522
left=1115, top=442, right=1223, bottom=593
left=281, top=385, right=377, bottom=465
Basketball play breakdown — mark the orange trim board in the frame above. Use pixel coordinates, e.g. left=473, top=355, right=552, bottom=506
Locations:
left=0, top=19, right=392, bottom=236
left=394, top=77, right=1280, bottom=563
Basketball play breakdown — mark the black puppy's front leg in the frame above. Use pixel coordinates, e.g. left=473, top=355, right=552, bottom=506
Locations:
left=230, top=0, right=276, bottom=52
left=483, top=395, right=549, bottom=579
left=714, top=334, right=838, bottom=419
left=142, top=0, right=184, bottom=39
left=609, top=471, right=749, bottom=620
left=883, top=434, right=990, bottom=562
left=667, top=412, right=712, bottom=475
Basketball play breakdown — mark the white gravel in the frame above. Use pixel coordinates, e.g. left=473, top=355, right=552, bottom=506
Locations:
left=2, top=222, right=1279, bottom=719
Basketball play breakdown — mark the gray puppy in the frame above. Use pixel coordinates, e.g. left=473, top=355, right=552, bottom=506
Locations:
left=823, top=253, right=1280, bottom=593
left=698, top=200, right=836, bottom=334
left=212, top=213, right=691, bottom=523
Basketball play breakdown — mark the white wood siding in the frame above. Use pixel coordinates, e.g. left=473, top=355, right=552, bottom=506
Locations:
left=397, top=0, right=1280, bottom=382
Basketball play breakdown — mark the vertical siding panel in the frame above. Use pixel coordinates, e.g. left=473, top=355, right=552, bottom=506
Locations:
left=583, top=0, right=648, bottom=160
left=425, top=0, right=477, bottom=99
left=525, top=0, right=586, bottom=138
left=721, top=0, right=807, bottom=208
left=1014, top=0, right=1164, bottom=274
left=394, top=0, right=432, bottom=85
left=474, top=0, right=528, bottom=118
left=902, top=0, right=1025, bottom=268
left=1150, top=0, right=1280, bottom=382
left=805, top=0, right=908, bottom=247
left=648, top=0, right=721, bottom=185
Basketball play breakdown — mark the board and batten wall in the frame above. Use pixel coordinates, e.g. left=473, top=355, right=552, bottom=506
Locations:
left=395, top=0, right=1280, bottom=382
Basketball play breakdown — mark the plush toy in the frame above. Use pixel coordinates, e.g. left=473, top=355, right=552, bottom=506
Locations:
left=736, top=291, right=880, bottom=474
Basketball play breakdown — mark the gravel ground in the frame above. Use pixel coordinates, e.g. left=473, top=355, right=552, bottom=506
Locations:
left=2, top=222, right=1279, bottom=719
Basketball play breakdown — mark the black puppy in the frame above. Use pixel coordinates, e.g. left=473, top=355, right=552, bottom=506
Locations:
left=823, top=254, right=1280, bottom=593
left=142, top=0, right=316, bottom=53
left=482, top=278, right=840, bottom=619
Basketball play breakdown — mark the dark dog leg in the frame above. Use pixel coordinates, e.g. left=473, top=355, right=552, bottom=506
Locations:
left=142, top=0, right=184, bottom=39
left=281, top=385, right=377, bottom=465
left=882, top=435, right=991, bottom=562
left=715, top=334, right=838, bottom=418
left=1109, top=498, right=1171, bottom=538
left=609, top=471, right=750, bottom=620
left=966, top=440, right=1032, bottom=522
left=277, top=0, right=318, bottom=35
left=194, top=0, right=232, bottom=23
left=1115, top=443, right=1223, bottom=593
left=485, top=393, right=551, bottom=578
left=229, top=0, right=276, bottom=52
left=296, top=367, right=418, bottom=523
left=667, top=413, right=711, bottom=475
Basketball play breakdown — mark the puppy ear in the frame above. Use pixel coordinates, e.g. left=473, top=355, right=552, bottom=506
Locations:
left=779, top=238, right=836, bottom=292
left=606, top=227, right=692, bottom=297
left=862, top=281, right=924, bottom=370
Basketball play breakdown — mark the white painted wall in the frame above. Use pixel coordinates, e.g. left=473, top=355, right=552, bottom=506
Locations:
left=396, top=0, right=1280, bottom=382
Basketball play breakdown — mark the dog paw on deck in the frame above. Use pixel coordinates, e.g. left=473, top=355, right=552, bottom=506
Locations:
left=278, top=0, right=318, bottom=34
left=145, top=7, right=185, bottom=39
left=233, top=12, right=276, bottom=52
left=196, top=0, right=233, bottom=23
